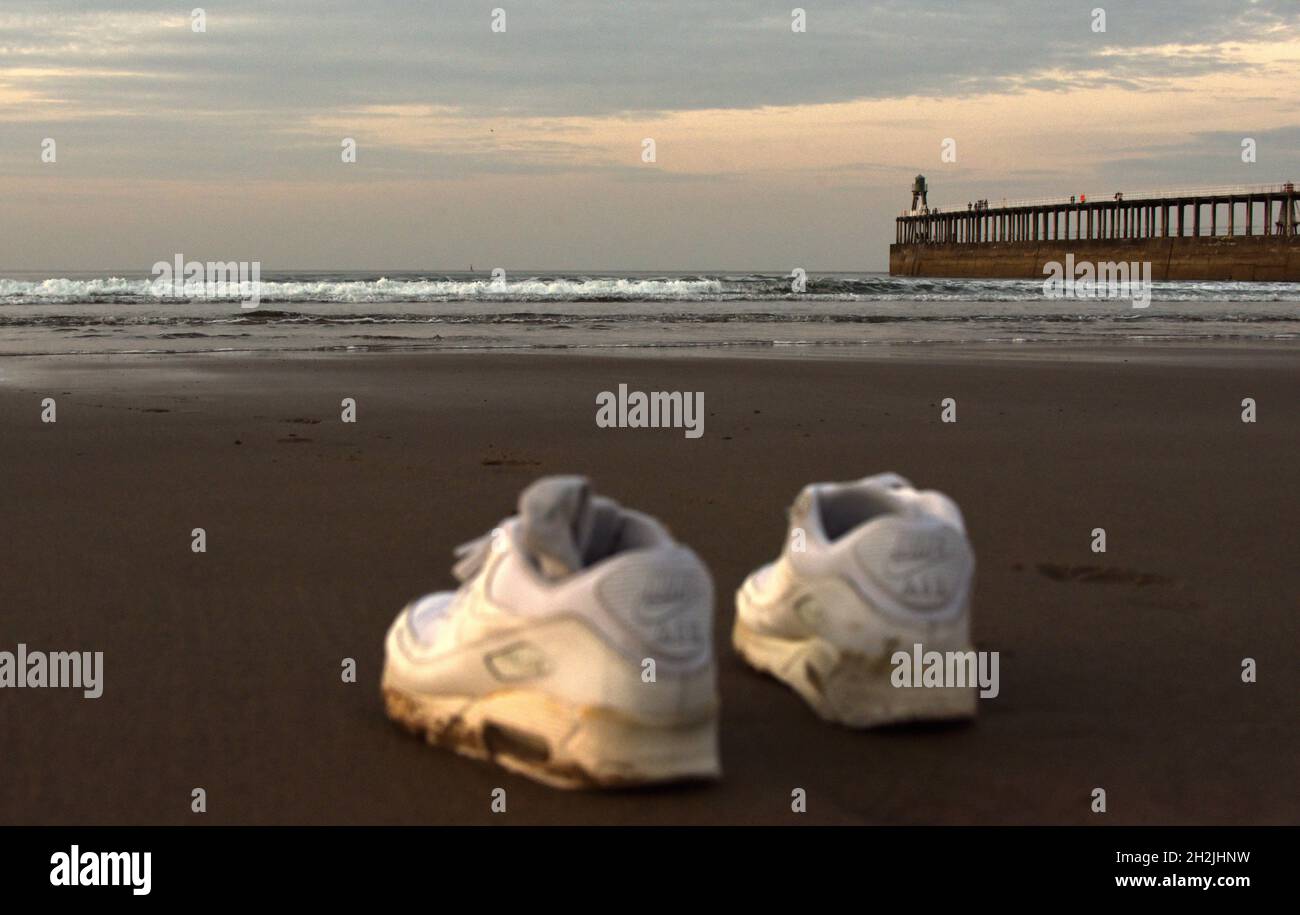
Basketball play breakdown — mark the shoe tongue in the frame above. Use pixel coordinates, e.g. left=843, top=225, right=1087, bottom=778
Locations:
left=518, top=476, right=596, bottom=579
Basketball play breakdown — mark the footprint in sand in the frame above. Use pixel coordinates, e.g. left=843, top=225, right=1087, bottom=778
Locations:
left=482, top=454, right=540, bottom=467
left=1035, top=563, right=1173, bottom=587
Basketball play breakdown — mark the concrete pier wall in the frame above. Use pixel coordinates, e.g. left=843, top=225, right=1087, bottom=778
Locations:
left=888, top=235, right=1300, bottom=281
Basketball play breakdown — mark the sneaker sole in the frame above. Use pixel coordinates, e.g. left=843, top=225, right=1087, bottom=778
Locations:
left=382, top=676, right=721, bottom=790
left=732, top=615, right=977, bottom=728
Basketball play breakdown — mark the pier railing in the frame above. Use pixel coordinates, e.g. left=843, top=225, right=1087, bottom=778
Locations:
left=895, top=183, right=1299, bottom=246
left=906, top=182, right=1299, bottom=216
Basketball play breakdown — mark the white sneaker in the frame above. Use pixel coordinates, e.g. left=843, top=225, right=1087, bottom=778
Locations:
left=382, top=476, right=720, bottom=788
left=734, top=473, right=977, bottom=727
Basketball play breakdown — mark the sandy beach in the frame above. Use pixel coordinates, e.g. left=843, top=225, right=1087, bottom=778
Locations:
left=0, top=343, right=1295, bottom=825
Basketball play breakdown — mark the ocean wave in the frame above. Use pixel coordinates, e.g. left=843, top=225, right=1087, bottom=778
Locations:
left=4, top=272, right=1298, bottom=305
left=0, top=275, right=729, bottom=304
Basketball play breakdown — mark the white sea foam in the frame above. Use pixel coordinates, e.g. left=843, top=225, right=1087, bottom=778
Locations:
left=0, top=275, right=729, bottom=304
left=2, top=272, right=1297, bottom=305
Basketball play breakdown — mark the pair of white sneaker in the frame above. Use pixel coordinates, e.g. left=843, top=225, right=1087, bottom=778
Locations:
left=382, top=474, right=976, bottom=789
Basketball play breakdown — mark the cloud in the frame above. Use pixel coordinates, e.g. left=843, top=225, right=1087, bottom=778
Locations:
left=5, top=1, right=1298, bottom=118
left=1, top=0, right=1298, bottom=269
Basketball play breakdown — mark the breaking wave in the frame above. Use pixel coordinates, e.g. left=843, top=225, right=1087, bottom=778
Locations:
left=4, top=272, right=1298, bottom=305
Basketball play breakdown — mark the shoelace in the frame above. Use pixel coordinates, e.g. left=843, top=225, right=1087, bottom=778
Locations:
left=450, top=528, right=501, bottom=583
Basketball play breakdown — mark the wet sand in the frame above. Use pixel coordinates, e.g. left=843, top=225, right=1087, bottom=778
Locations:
left=0, top=344, right=1295, bottom=824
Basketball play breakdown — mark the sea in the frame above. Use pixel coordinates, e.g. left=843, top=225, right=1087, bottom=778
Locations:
left=1, top=270, right=1298, bottom=356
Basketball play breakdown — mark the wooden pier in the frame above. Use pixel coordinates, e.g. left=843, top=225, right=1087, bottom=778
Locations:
left=890, top=183, right=1300, bottom=281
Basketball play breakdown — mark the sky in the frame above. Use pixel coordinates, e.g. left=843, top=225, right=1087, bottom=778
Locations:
left=2, top=0, right=1299, bottom=272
